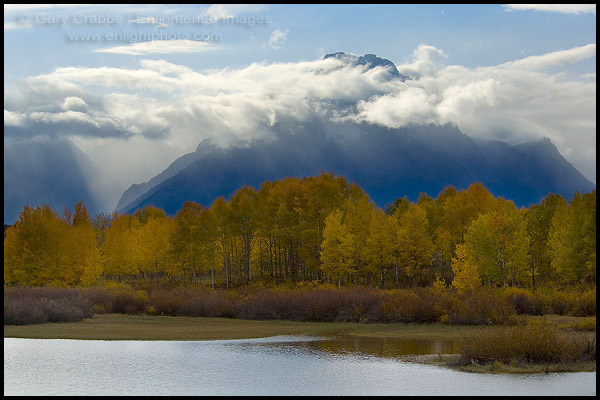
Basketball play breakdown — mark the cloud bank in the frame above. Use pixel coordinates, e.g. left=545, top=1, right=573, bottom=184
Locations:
left=4, top=44, right=596, bottom=211
left=95, top=40, right=215, bottom=55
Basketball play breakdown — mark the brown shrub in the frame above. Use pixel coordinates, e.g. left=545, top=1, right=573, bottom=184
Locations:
left=457, top=319, right=596, bottom=365
left=503, top=287, right=535, bottom=315
left=575, top=289, right=596, bottom=316
left=177, top=290, right=239, bottom=318
left=377, top=289, right=419, bottom=322
left=147, top=288, right=187, bottom=316
left=234, top=287, right=384, bottom=322
left=79, top=286, right=148, bottom=314
left=4, top=286, right=93, bottom=325
left=447, top=288, right=515, bottom=325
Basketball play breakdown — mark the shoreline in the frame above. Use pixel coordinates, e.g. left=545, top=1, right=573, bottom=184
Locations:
left=4, top=314, right=595, bottom=374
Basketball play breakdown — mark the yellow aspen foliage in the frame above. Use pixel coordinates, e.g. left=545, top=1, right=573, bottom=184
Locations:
left=137, top=216, right=175, bottom=277
left=61, top=201, right=102, bottom=286
left=451, top=242, right=481, bottom=292
left=396, top=203, right=434, bottom=278
left=548, top=191, right=596, bottom=284
left=433, top=183, right=496, bottom=263
left=4, top=205, right=65, bottom=285
left=103, top=212, right=140, bottom=279
left=463, top=199, right=530, bottom=287
left=63, top=219, right=101, bottom=285
left=363, top=208, right=397, bottom=288
left=432, top=273, right=447, bottom=290
left=344, top=196, right=375, bottom=271
left=320, top=209, right=355, bottom=289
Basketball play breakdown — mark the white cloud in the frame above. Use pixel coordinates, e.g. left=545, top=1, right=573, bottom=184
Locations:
left=503, top=4, right=596, bottom=14
left=436, top=79, right=499, bottom=121
left=4, top=110, right=26, bottom=126
left=35, top=65, right=181, bottom=91
left=4, top=43, right=597, bottom=198
left=499, top=44, right=596, bottom=70
left=346, top=45, right=596, bottom=183
left=61, top=96, right=88, bottom=111
left=95, top=40, right=215, bottom=56
left=397, top=45, right=448, bottom=78
left=29, top=109, right=100, bottom=127
left=268, top=29, right=289, bottom=50
left=139, top=59, right=193, bottom=75
left=352, top=87, right=440, bottom=128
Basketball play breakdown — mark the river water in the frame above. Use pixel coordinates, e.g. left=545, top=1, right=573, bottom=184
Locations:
left=4, top=337, right=596, bottom=396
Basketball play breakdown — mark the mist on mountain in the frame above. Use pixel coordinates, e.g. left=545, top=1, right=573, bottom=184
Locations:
left=5, top=51, right=595, bottom=223
left=4, top=136, right=120, bottom=224
left=117, top=117, right=595, bottom=217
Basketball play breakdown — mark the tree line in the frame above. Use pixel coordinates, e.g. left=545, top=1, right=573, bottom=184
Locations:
left=3, top=172, right=596, bottom=289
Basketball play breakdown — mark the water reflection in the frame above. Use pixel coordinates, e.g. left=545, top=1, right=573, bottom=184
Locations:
left=298, top=336, right=459, bottom=359
left=226, top=335, right=458, bottom=360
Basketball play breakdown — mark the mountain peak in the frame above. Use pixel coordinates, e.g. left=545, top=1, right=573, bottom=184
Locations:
left=117, top=122, right=595, bottom=216
left=323, top=52, right=408, bottom=80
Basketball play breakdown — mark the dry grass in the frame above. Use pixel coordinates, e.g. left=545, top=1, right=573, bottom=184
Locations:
left=4, top=313, right=487, bottom=341
left=456, top=319, right=596, bottom=366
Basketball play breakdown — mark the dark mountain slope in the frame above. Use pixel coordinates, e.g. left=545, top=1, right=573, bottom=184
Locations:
left=4, top=137, right=113, bottom=223
left=118, top=120, right=595, bottom=216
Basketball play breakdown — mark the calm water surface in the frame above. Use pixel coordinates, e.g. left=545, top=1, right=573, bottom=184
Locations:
left=4, top=337, right=596, bottom=396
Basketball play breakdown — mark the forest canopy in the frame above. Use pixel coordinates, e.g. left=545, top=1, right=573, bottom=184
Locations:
left=4, top=172, right=596, bottom=289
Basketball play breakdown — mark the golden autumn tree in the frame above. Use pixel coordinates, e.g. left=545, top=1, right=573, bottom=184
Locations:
left=430, top=186, right=458, bottom=263
left=343, top=196, right=375, bottom=281
left=102, top=212, right=140, bottom=280
left=434, top=183, right=496, bottom=264
left=136, top=206, right=175, bottom=281
left=363, top=208, right=398, bottom=288
left=229, top=186, right=259, bottom=282
left=170, top=201, right=203, bottom=283
left=320, top=209, right=355, bottom=289
left=396, top=203, right=435, bottom=285
left=63, top=201, right=102, bottom=286
left=253, top=180, right=279, bottom=280
left=197, top=205, right=220, bottom=289
left=463, top=199, right=530, bottom=287
left=210, top=196, right=234, bottom=288
left=451, top=242, right=481, bottom=292
left=271, top=177, right=304, bottom=282
left=548, top=190, right=596, bottom=284
left=298, top=172, right=354, bottom=280
left=4, top=205, right=66, bottom=285
left=523, top=193, right=567, bottom=286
